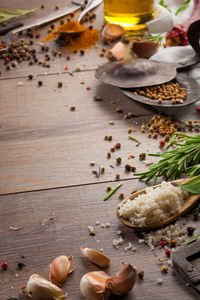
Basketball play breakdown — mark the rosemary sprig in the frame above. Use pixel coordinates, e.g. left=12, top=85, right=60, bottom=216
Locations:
left=183, top=233, right=200, bottom=245
left=0, top=8, right=33, bottom=23
left=103, top=183, right=122, bottom=201
left=134, top=133, right=200, bottom=185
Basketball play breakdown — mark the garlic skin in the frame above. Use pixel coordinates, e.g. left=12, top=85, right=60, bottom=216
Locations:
left=80, top=271, right=110, bottom=300
left=106, top=264, right=137, bottom=295
left=102, top=24, right=125, bottom=43
left=50, top=255, right=72, bottom=286
left=81, top=247, right=110, bottom=268
left=107, top=42, right=126, bottom=61
left=23, top=274, right=67, bottom=300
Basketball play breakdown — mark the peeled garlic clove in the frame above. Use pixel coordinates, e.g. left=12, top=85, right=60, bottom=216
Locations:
left=81, top=247, right=110, bottom=268
left=106, top=263, right=137, bottom=295
left=50, top=255, right=72, bottom=286
left=80, top=271, right=110, bottom=300
left=107, top=41, right=126, bottom=61
left=132, top=40, right=159, bottom=59
left=22, top=274, right=67, bottom=300
left=102, top=24, right=125, bottom=42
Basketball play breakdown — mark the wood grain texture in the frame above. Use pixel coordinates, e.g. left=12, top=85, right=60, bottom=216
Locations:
left=0, top=180, right=199, bottom=300
left=0, top=71, right=154, bottom=194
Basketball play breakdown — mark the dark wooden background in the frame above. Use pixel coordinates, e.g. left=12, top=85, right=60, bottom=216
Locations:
left=0, top=1, right=199, bottom=299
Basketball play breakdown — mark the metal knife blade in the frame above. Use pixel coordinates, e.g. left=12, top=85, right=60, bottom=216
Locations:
left=11, top=1, right=83, bottom=35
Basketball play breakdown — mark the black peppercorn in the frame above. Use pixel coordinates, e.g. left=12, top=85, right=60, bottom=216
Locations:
left=38, top=80, right=43, bottom=86
left=28, top=74, right=33, bottom=80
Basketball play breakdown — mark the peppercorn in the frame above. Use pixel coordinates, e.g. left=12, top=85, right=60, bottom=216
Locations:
left=107, top=152, right=111, bottom=158
left=119, top=192, right=124, bottom=199
left=161, top=265, right=168, bottom=273
left=28, top=74, right=33, bottom=80
left=115, top=173, right=120, bottom=179
left=18, top=262, right=26, bottom=269
left=160, top=140, right=165, bottom=148
left=159, top=241, right=167, bottom=247
left=125, top=164, right=131, bottom=172
left=100, top=166, right=105, bottom=173
left=55, top=5, right=59, bottom=10
left=165, top=249, right=171, bottom=257
left=187, top=226, right=195, bottom=236
left=70, top=105, right=76, bottom=111
left=106, top=186, right=112, bottom=192
left=50, top=23, right=55, bottom=29
left=116, top=157, right=122, bottom=164
left=170, top=239, right=177, bottom=247
left=139, top=153, right=146, bottom=160
left=80, top=50, right=85, bottom=55
left=38, top=81, right=43, bottom=86
left=108, top=135, right=112, bottom=141
left=89, top=25, right=93, bottom=30
left=57, top=81, right=63, bottom=88
left=138, top=270, right=144, bottom=280
left=66, top=56, right=70, bottom=61
left=110, top=147, right=115, bottom=152
left=1, top=261, right=8, bottom=270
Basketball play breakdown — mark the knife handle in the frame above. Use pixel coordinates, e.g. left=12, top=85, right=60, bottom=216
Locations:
left=0, top=22, right=23, bottom=35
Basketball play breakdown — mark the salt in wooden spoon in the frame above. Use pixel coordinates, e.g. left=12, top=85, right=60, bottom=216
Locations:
left=117, top=178, right=200, bottom=231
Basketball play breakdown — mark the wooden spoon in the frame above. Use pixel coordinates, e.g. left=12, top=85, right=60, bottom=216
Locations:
left=117, top=178, right=200, bottom=231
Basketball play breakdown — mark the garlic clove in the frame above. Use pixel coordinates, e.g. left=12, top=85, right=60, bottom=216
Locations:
left=107, top=41, right=126, bottom=61
left=50, top=255, right=72, bottom=286
left=106, top=263, right=137, bottom=295
left=81, top=247, right=110, bottom=268
left=22, top=274, right=67, bottom=300
left=80, top=271, right=110, bottom=300
left=102, top=24, right=125, bottom=43
left=132, top=40, right=159, bottom=59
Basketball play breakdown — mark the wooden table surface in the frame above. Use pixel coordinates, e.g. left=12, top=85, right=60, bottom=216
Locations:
left=0, top=1, right=200, bottom=299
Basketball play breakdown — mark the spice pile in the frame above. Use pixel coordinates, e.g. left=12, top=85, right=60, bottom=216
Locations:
left=41, top=20, right=99, bottom=52
left=134, top=82, right=187, bottom=104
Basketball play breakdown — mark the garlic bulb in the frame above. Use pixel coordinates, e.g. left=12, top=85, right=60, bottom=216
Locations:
left=107, top=42, right=126, bottom=61
left=80, top=271, right=110, bottom=300
left=81, top=247, right=110, bottom=268
left=22, top=274, right=67, bottom=300
left=102, top=24, right=125, bottom=43
left=106, top=263, right=137, bottom=295
left=50, top=255, right=72, bottom=286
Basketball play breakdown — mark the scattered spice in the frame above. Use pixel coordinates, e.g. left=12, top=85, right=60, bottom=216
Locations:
left=70, top=105, right=76, bottom=111
left=38, top=80, right=43, bottom=86
left=88, top=225, right=95, bottom=235
left=119, top=192, right=124, bottom=199
left=159, top=241, right=167, bottom=247
left=187, top=226, right=195, bottom=236
left=139, top=153, right=146, bottom=160
left=109, top=120, right=115, bottom=125
left=170, top=239, right=177, bottom=247
left=184, top=233, right=200, bottom=245
left=115, top=173, right=120, bottom=179
left=86, top=86, right=91, bottom=90
left=107, top=152, right=111, bottom=158
left=137, top=270, right=144, bottom=280
left=161, top=265, right=168, bottom=273
left=128, top=136, right=140, bottom=144
left=106, top=186, right=112, bottom=192
left=90, top=161, right=95, bottom=166
left=104, top=183, right=122, bottom=201
left=165, top=249, right=171, bottom=257
left=57, top=81, right=63, bottom=88
left=114, top=142, right=121, bottom=149
left=160, top=140, right=165, bottom=148
left=128, top=154, right=135, bottom=159
left=1, top=261, right=8, bottom=270
left=28, top=74, right=33, bottom=80
left=116, top=157, right=122, bottom=164
left=18, top=262, right=26, bottom=269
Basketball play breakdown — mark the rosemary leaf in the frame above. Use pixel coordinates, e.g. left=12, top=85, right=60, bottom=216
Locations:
left=103, top=183, right=122, bottom=201
left=183, top=233, right=200, bottom=245
left=128, top=136, right=140, bottom=144
left=175, top=0, right=191, bottom=16
left=159, top=0, right=172, bottom=13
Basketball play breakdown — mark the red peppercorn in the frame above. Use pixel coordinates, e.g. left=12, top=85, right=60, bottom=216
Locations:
left=35, top=33, right=41, bottom=39
left=165, top=249, right=171, bottom=257
left=65, top=66, right=68, bottom=71
left=5, top=57, right=11, bottom=62
left=70, top=12, right=75, bottom=17
left=160, top=140, right=165, bottom=148
left=197, top=107, right=200, bottom=112
left=159, top=241, right=167, bottom=247
left=128, top=154, right=135, bottom=159
left=1, top=261, right=8, bottom=270
left=114, top=142, right=121, bottom=149
left=86, top=87, right=91, bottom=90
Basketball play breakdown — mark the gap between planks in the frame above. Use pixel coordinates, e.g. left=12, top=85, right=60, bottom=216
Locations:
left=0, top=176, right=140, bottom=197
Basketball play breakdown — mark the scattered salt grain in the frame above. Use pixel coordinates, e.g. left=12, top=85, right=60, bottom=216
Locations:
left=113, top=237, right=124, bottom=248
left=157, top=278, right=163, bottom=285
left=117, top=230, right=122, bottom=235
left=17, top=81, right=23, bottom=86
left=105, top=222, right=110, bottom=228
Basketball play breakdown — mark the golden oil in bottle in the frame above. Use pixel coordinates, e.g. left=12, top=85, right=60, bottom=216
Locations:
left=104, top=0, right=154, bottom=30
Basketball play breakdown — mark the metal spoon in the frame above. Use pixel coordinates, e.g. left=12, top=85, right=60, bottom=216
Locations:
left=117, top=178, right=200, bottom=231
left=78, top=0, right=103, bottom=23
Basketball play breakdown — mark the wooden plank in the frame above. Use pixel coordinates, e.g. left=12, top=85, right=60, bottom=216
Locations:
left=0, top=71, right=154, bottom=194
left=0, top=0, right=108, bottom=79
left=0, top=180, right=199, bottom=300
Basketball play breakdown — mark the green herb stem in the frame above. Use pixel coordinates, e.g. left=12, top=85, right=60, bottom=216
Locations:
left=183, top=233, right=200, bottom=245
left=128, top=136, right=140, bottom=144
left=175, top=0, right=191, bottom=16
left=103, top=183, right=122, bottom=201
